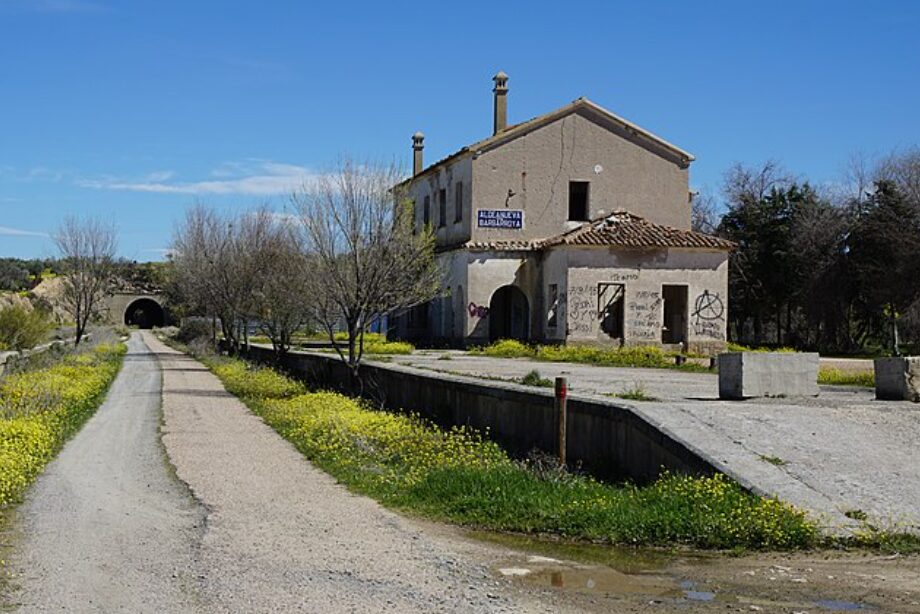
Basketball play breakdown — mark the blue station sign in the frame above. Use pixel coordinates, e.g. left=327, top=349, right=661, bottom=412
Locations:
left=477, top=209, right=524, bottom=229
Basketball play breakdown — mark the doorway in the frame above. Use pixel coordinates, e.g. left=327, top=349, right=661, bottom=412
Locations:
left=661, top=285, right=688, bottom=345
left=488, top=285, right=529, bottom=341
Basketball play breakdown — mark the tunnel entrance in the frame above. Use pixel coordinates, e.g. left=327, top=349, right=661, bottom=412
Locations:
left=124, top=298, right=165, bottom=329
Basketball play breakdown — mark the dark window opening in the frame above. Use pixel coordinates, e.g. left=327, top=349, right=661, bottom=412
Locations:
left=598, top=282, right=624, bottom=341
left=568, top=181, right=590, bottom=221
left=423, top=195, right=430, bottom=227
left=438, top=189, right=447, bottom=227
left=547, top=284, right=559, bottom=329
left=454, top=182, right=463, bottom=223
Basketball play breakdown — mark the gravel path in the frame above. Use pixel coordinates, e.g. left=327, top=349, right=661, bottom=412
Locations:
left=7, top=333, right=205, bottom=612
left=6, top=334, right=580, bottom=613
left=148, top=332, right=569, bottom=613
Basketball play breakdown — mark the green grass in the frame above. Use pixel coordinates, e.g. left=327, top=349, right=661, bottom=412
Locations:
left=726, top=343, right=797, bottom=353
left=818, top=367, right=874, bottom=387
left=610, top=383, right=657, bottom=402
left=201, top=355, right=819, bottom=550
left=470, top=339, right=710, bottom=373
left=759, top=455, right=787, bottom=467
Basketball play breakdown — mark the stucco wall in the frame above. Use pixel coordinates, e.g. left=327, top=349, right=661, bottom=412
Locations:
left=465, top=250, right=541, bottom=343
left=470, top=110, right=691, bottom=245
left=406, top=156, right=473, bottom=248
left=559, top=247, right=728, bottom=354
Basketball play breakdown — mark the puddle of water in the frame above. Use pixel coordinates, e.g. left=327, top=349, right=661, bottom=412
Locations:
left=684, top=590, right=716, bottom=601
left=518, top=566, right=676, bottom=596
left=815, top=599, right=871, bottom=611
left=467, top=530, right=679, bottom=574
left=471, top=529, right=878, bottom=612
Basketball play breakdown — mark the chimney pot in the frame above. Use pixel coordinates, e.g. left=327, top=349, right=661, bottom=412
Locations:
left=412, top=131, right=425, bottom=176
left=492, top=71, right=509, bottom=135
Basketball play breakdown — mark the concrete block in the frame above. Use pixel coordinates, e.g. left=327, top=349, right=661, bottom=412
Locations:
left=719, top=352, right=819, bottom=400
left=874, top=357, right=920, bottom=402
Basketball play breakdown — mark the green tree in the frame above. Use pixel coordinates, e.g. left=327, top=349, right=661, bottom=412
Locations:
left=847, top=180, right=920, bottom=355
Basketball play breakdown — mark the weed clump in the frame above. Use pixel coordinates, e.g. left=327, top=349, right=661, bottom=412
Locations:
left=520, top=370, right=553, bottom=388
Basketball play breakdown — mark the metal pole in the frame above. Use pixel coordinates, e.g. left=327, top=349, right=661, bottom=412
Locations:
left=555, top=376, right=567, bottom=467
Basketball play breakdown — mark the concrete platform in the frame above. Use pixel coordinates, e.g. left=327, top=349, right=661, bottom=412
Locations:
left=388, top=350, right=920, bottom=533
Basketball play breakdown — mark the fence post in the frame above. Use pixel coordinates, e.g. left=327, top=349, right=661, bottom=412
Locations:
left=555, top=376, right=567, bottom=467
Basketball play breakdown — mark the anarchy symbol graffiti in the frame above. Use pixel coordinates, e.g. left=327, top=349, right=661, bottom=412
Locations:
left=692, top=290, right=724, bottom=322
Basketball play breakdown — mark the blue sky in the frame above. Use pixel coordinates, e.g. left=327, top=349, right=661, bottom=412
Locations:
left=1, top=0, right=918, bottom=260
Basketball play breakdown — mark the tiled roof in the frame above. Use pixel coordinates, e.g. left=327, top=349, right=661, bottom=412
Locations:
left=462, top=239, right=541, bottom=252
left=540, top=211, right=735, bottom=250
left=398, top=98, right=695, bottom=187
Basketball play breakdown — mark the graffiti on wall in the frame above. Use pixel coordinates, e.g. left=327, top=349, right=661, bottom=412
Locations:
left=627, top=290, right=662, bottom=339
left=566, top=284, right=595, bottom=334
left=468, top=302, right=489, bottom=319
left=691, top=290, right=725, bottom=340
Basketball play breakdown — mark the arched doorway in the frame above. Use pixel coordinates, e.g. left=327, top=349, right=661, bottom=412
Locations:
left=488, top=285, right=529, bottom=342
left=124, top=298, right=165, bottom=329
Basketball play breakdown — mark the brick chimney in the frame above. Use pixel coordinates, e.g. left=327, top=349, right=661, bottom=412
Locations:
left=412, top=131, right=425, bottom=176
left=492, top=71, right=509, bottom=135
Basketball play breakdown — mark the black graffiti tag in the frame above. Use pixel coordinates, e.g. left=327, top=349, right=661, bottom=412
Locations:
left=692, top=290, right=724, bottom=322
left=691, top=290, right=725, bottom=340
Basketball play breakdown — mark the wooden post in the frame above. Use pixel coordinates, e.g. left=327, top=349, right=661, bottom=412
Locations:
left=555, top=376, right=567, bottom=467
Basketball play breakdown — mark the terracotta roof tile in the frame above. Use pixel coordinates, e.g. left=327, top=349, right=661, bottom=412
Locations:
left=462, top=239, right=541, bottom=252
left=539, top=211, right=735, bottom=251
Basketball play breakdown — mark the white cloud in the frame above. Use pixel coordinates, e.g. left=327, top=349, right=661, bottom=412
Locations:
left=0, top=225, right=48, bottom=238
left=79, top=161, right=317, bottom=196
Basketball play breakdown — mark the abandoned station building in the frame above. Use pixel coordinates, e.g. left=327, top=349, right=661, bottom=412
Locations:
left=391, top=72, right=733, bottom=355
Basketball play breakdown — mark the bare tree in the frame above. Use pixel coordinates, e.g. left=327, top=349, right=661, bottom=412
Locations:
left=722, top=160, right=794, bottom=206
left=170, top=205, right=258, bottom=354
left=54, top=216, right=118, bottom=345
left=293, top=158, right=442, bottom=377
left=243, top=209, right=310, bottom=358
left=875, top=147, right=920, bottom=205
left=690, top=189, right=719, bottom=233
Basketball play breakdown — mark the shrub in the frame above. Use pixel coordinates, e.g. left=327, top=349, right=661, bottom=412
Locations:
left=537, top=344, right=672, bottom=368
left=818, top=367, right=874, bottom=387
left=204, top=355, right=818, bottom=550
left=469, top=339, right=535, bottom=358
left=0, top=342, right=124, bottom=504
left=0, top=304, right=53, bottom=351
left=177, top=317, right=214, bottom=344
left=727, top=342, right=796, bottom=353
left=326, top=331, right=413, bottom=355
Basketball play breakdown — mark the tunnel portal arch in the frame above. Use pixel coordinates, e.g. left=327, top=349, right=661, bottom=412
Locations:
left=124, top=298, right=165, bottom=329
